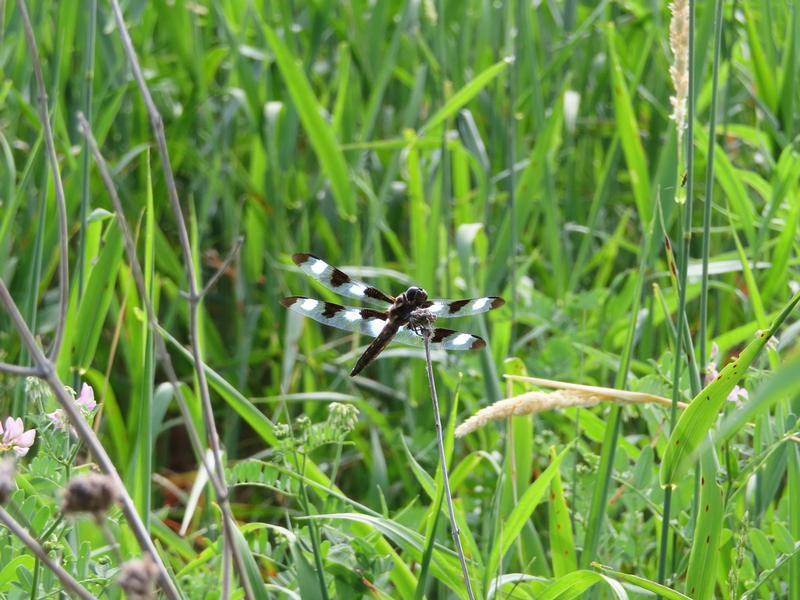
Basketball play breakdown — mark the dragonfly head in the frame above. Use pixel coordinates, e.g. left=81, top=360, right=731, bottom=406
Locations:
left=404, top=286, right=428, bottom=306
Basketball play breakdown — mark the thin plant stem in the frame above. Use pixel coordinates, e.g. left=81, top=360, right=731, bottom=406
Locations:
left=76, top=0, right=97, bottom=298
left=0, top=507, right=96, bottom=600
left=699, top=0, right=725, bottom=379
left=422, top=332, right=476, bottom=600
left=16, top=0, right=69, bottom=364
left=659, top=0, right=696, bottom=584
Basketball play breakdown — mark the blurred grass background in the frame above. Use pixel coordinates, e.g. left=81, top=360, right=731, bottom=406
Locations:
left=1, top=0, right=799, bottom=597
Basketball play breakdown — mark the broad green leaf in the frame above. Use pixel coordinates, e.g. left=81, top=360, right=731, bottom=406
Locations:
left=548, top=447, right=577, bottom=576
left=660, top=290, right=800, bottom=487
left=684, top=449, right=723, bottom=600
left=592, top=563, right=691, bottom=600
left=539, top=569, right=627, bottom=600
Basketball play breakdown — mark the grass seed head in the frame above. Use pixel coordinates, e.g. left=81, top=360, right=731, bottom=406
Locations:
left=668, top=0, right=690, bottom=146
left=455, top=390, right=603, bottom=437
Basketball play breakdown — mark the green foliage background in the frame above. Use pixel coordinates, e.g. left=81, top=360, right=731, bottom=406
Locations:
left=0, top=0, right=799, bottom=598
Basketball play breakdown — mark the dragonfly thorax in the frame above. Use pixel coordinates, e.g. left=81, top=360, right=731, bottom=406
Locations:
left=390, top=286, right=429, bottom=321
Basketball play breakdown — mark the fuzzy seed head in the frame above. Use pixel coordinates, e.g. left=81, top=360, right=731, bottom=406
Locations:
left=455, top=390, right=604, bottom=437
left=62, top=473, right=118, bottom=516
left=118, top=558, right=159, bottom=599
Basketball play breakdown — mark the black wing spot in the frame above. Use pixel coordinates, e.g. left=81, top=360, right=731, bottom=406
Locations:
left=470, top=337, right=486, bottom=350
left=365, top=287, right=394, bottom=303
left=431, top=328, right=456, bottom=343
left=292, top=253, right=315, bottom=265
left=330, top=268, right=351, bottom=287
left=448, top=299, right=471, bottom=314
left=490, top=297, right=505, bottom=309
left=360, top=309, right=388, bottom=320
left=322, top=303, right=344, bottom=318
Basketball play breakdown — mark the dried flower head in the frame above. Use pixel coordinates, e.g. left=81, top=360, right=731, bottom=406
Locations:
left=0, top=457, right=16, bottom=505
left=0, top=417, right=36, bottom=457
left=62, top=473, right=118, bottom=517
left=117, top=557, right=159, bottom=599
left=668, top=0, right=689, bottom=145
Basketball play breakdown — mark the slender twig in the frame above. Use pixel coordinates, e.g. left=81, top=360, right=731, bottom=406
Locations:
left=0, top=280, right=180, bottom=600
left=0, top=362, right=42, bottom=377
left=192, top=236, right=244, bottom=300
left=421, top=327, right=476, bottom=600
left=109, top=0, right=230, bottom=528
left=77, top=113, right=251, bottom=600
left=0, top=507, right=96, bottom=600
left=17, top=0, right=69, bottom=364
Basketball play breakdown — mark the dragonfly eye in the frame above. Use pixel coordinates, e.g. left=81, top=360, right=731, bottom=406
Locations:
left=406, top=287, right=428, bottom=304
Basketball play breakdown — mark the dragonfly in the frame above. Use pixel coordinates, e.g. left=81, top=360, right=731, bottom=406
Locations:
left=281, top=253, right=504, bottom=376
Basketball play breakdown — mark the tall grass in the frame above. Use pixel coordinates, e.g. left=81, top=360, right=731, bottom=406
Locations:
left=0, top=1, right=798, bottom=598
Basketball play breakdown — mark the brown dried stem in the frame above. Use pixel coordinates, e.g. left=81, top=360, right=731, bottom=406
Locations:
left=105, top=2, right=253, bottom=595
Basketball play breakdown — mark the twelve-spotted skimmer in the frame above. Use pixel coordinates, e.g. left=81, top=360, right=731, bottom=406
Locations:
left=281, top=253, right=504, bottom=376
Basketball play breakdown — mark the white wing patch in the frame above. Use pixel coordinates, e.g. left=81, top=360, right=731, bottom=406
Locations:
left=368, top=319, right=385, bottom=336
left=349, top=283, right=367, bottom=297
left=451, top=333, right=473, bottom=347
left=300, top=298, right=319, bottom=311
left=310, top=259, right=327, bottom=275
left=472, top=298, right=489, bottom=311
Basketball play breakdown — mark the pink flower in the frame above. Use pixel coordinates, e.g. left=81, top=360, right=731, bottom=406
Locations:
left=0, top=417, right=36, bottom=457
left=46, top=383, right=98, bottom=436
left=75, top=384, right=96, bottom=415
left=47, top=410, right=70, bottom=432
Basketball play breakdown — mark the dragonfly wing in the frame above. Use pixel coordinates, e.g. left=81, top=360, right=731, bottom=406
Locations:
left=393, top=326, right=486, bottom=350
left=292, top=253, right=394, bottom=306
left=281, top=297, right=388, bottom=337
left=423, top=296, right=505, bottom=318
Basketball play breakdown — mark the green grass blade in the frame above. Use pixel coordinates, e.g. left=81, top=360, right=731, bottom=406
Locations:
left=607, top=24, right=651, bottom=225
left=262, top=23, right=356, bottom=220
left=487, top=444, right=572, bottom=581
left=421, top=57, right=511, bottom=134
